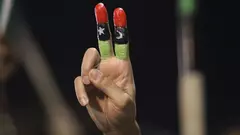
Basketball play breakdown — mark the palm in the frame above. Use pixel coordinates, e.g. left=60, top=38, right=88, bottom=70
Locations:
left=86, top=57, right=135, bottom=132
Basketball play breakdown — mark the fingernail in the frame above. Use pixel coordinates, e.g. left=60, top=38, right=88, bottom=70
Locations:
left=95, top=3, right=108, bottom=24
left=90, top=69, right=102, bottom=81
left=82, top=76, right=90, bottom=85
left=95, top=3, right=111, bottom=41
left=113, top=8, right=127, bottom=27
left=80, top=96, right=89, bottom=106
left=113, top=8, right=129, bottom=45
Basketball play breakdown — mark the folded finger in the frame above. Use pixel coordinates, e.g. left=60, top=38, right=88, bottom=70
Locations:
left=74, top=76, right=89, bottom=106
left=88, top=69, right=132, bottom=108
left=113, top=8, right=129, bottom=60
left=95, top=3, right=114, bottom=59
left=81, top=48, right=100, bottom=85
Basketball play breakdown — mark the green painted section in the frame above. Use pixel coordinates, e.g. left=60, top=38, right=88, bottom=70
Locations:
left=115, top=43, right=129, bottom=60
left=98, top=40, right=112, bottom=59
left=179, top=0, right=195, bottom=16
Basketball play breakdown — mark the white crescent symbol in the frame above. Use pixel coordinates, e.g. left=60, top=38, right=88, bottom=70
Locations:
left=116, top=30, right=123, bottom=39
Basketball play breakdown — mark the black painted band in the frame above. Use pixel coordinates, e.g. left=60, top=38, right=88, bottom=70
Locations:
left=97, top=23, right=110, bottom=41
left=114, top=27, right=129, bottom=44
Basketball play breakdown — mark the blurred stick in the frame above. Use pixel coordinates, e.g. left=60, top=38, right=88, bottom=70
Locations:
left=0, top=1, right=18, bottom=135
left=178, top=71, right=206, bottom=135
left=0, top=0, right=14, bottom=80
left=0, top=0, right=13, bottom=35
left=177, top=0, right=206, bottom=135
left=5, top=12, right=86, bottom=135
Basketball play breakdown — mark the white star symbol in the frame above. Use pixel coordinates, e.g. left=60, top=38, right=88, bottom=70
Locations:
left=98, top=27, right=105, bottom=36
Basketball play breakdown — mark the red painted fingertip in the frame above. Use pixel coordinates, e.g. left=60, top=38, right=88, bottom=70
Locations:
left=95, top=3, right=108, bottom=24
left=113, top=8, right=127, bottom=27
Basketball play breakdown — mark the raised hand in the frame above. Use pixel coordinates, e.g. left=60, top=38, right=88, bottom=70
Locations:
left=74, top=3, right=140, bottom=135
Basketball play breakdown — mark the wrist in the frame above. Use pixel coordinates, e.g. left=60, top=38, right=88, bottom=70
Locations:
left=103, top=121, right=141, bottom=135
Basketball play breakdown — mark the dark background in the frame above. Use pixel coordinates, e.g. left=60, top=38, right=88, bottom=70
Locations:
left=4, top=0, right=240, bottom=135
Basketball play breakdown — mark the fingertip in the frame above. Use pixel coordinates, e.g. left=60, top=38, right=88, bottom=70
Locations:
left=74, top=76, right=89, bottom=106
left=87, top=47, right=99, bottom=54
left=82, top=76, right=90, bottom=85
left=113, top=8, right=129, bottom=60
left=81, top=47, right=101, bottom=76
left=74, top=76, right=82, bottom=85
left=113, top=7, right=127, bottom=27
left=79, top=96, right=89, bottom=106
left=95, top=2, right=105, bottom=11
left=95, top=3, right=108, bottom=24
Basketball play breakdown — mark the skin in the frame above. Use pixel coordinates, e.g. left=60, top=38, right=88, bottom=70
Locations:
left=74, top=48, right=140, bottom=135
left=74, top=4, right=141, bottom=135
left=1, top=3, right=237, bottom=135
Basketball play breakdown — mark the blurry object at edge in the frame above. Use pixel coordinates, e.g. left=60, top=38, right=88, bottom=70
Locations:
left=0, top=34, right=18, bottom=82
left=0, top=36, right=18, bottom=135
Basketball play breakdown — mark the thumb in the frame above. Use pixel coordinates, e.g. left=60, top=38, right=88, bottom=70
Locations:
left=88, top=69, right=130, bottom=107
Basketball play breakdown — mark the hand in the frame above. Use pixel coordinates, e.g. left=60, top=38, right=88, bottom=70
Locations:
left=74, top=3, right=140, bottom=135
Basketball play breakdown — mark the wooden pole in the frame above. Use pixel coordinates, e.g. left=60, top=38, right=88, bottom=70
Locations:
left=177, top=0, right=206, bottom=134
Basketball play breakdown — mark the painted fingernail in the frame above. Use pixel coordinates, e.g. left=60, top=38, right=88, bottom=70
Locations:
left=90, top=69, right=102, bottom=81
left=80, top=96, right=89, bottom=106
left=82, top=76, right=90, bottom=85
left=113, top=8, right=129, bottom=60
left=113, top=8, right=127, bottom=27
left=113, top=8, right=128, bottom=44
left=95, top=3, right=108, bottom=24
left=95, top=3, right=110, bottom=41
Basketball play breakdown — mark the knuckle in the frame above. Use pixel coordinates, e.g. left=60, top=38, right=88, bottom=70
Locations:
left=74, top=76, right=81, bottom=85
left=119, top=93, right=133, bottom=107
left=124, top=94, right=132, bottom=104
left=98, top=76, right=110, bottom=88
left=87, top=47, right=98, bottom=53
left=82, top=48, right=99, bottom=73
left=84, top=48, right=98, bottom=58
